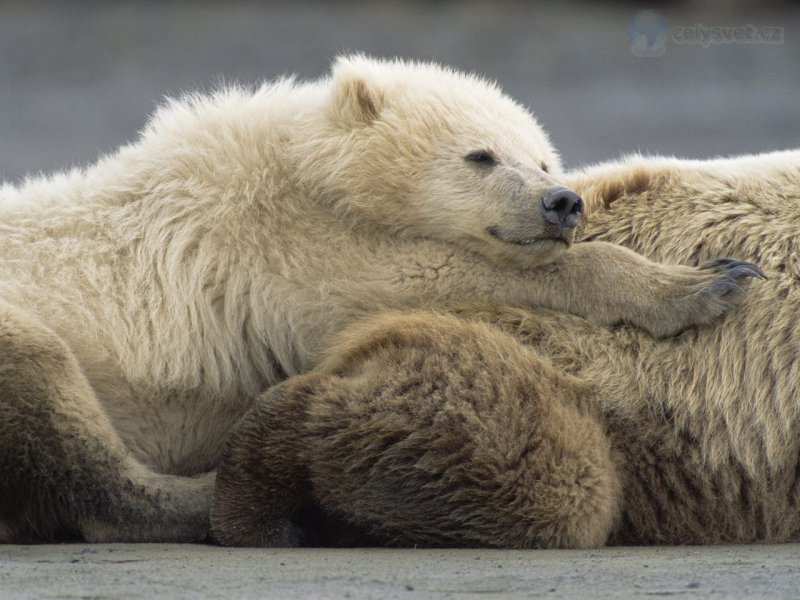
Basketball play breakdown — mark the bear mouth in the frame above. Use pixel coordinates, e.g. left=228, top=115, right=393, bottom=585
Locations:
left=486, top=226, right=572, bottom=247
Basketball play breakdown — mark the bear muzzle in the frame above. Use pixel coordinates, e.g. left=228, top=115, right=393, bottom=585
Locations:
left=540, top=186, right=584, bottom=230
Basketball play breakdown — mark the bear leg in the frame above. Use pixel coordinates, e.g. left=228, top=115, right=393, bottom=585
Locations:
left=0, top=301, right=213, bottom=543
left=212, top=311, right=621, bottom=549
left=210, top=375, right=325, bottom=547
left=304, top=313, right=621, bottom=548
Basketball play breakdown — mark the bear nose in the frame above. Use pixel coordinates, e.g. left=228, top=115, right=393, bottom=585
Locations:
left=540, top=186, right=584, bottom=229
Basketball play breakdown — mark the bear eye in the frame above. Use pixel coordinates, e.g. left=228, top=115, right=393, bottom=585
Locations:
left=540, top=162, right=550, bottom=173
left=464, top=150, right=498, bottom=167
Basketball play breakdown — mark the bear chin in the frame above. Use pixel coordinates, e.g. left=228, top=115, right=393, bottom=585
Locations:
left=485, top=233, right=573, bottom=267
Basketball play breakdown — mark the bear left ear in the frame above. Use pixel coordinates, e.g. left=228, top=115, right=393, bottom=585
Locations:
left=330, top=56, right=384, bottom=126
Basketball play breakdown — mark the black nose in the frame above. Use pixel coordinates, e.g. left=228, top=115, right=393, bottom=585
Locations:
left=540, top=186, right=584, bottom=228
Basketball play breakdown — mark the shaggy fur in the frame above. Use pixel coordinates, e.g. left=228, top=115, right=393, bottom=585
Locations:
left=211, top=150, right=800, bottom=548
left=0, top=57, right=752, bottom=543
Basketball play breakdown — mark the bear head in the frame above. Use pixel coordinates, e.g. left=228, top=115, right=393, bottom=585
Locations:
left=298, top=55, right=582, bottom=267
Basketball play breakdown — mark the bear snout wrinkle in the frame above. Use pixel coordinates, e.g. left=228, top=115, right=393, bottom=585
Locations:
left=540, top=187, right=584, bottom=228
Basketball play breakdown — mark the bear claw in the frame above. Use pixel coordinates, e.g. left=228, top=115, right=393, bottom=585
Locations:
left=702, top=258, right=766, bottom=280
left=728, top=264, right=766, bottom=281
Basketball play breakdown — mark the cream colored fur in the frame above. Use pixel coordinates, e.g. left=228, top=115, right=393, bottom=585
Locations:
left=569, top=149, right=800, bottom=481
left=0, top=57, right=757, bottom=542
left=0, top=57, right=565, bottom=481
left=210, top=150, right=800, bottom=548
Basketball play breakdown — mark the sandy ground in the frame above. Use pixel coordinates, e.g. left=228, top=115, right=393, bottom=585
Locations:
left=2, top=543, right=799, bottom=599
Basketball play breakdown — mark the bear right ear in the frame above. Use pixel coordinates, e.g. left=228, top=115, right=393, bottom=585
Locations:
left=330, top=56, right=384, bottom=126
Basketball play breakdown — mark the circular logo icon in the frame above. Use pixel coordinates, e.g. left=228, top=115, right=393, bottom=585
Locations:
left=629, top=10, right=668, bottom=57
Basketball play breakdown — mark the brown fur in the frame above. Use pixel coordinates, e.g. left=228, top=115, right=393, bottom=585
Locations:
left=213, top=312, right=620, bottom=548
left=211, top=152, right=800, bottom=548
left=0, top=301, right=213, bottom=542
left=0, top=61, right=763, bottom=544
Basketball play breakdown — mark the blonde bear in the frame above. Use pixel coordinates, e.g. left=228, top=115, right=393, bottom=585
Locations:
left=0, top=57, right=757, bottom=543
left=211, top=151, right=798, bottom=548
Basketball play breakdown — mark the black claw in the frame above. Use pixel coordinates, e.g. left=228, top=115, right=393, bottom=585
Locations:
left=728, top=264, right=767, bottom=281
left=702, top=257, right=739, bottom=270
left=708, top=257, right=738, bottom=267
left=705, top=257, right=767, bottom=280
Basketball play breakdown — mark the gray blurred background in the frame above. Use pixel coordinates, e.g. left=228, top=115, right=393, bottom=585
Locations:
left=1, top=0, right=798, bottom=182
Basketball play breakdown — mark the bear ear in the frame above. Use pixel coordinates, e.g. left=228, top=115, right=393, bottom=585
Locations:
left=330, top=56, right=384, bottom=126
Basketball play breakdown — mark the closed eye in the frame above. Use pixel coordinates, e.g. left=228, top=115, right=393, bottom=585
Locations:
left=464, top=150, right=498, bottom=167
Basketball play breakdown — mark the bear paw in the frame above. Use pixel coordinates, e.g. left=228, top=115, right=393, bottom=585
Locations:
left=646, top=257, right=765, bottom=337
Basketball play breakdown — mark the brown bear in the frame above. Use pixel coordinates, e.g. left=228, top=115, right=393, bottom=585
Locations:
left=211, top=150, right=800, bottom=548
left=1, top=58, right=758, bottom=544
